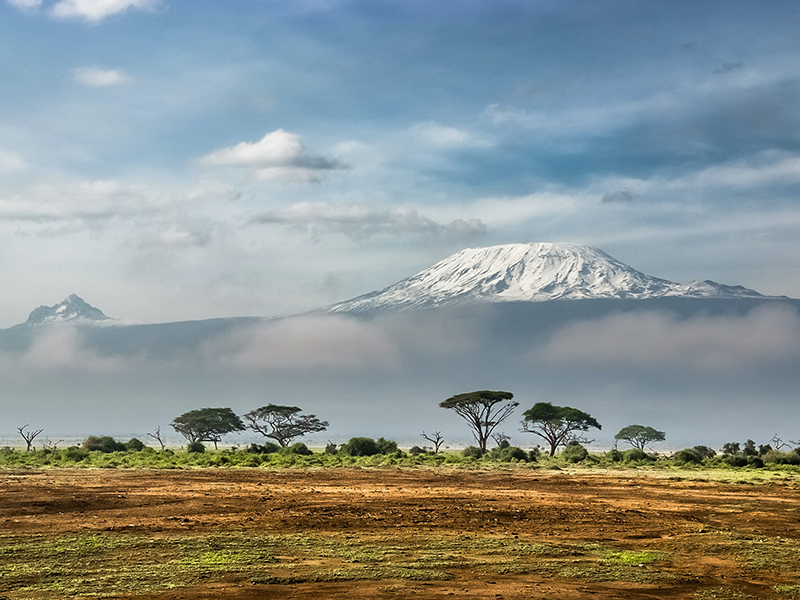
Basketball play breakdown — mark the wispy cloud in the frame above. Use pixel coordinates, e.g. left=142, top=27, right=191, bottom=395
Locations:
left=714, top=61, right=745, bottom=75
left=600, top=190, right=636, bottom=204
left=410, top=122, right=488, bottom=148
left=250, top=202, right=486, bottom=241
left=202, top=129, right=346, bottom=183
left=0, top=179, right=164, bottom=224
left=6, top=0, right=42, bottom=10
left=0, top=149, right=27, bottom=171
left=73, top=66, right=132, bottom=87
left=156, top=223, right=213, bottom=247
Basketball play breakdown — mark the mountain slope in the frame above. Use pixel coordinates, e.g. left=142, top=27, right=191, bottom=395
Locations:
left=24, top=294, right=110, bottom=326
left=327, top=242, right=767, bottom=313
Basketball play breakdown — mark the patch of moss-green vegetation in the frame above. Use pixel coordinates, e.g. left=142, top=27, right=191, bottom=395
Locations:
left=0, top=531, right=757, bottom=599
left=694, top=588, right=758, bottom=600
left=774, top=585, right=800, bottom=599
left=695, top=531, right=800, bottom=573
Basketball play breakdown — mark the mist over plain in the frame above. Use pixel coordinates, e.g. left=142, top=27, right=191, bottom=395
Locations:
left=2, top=298, right=798, bottom=450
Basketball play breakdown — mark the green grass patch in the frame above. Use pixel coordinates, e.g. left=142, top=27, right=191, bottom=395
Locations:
left=774, top=585, right=800, bottom=599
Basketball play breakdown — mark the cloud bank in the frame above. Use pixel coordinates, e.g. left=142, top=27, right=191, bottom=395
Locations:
left=537, top=304, right=800, bottom=372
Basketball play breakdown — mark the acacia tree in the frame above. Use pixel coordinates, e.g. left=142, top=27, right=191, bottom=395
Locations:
left=614, top=424, right=666, bottom=450
left=440, top=390, right=518, bottom=453
left=17, top=425, right=43, bottom=452
left=521, top=402, right=601, bottom=457
left=243, top=404, right=328, bottom=447
left=171, top=408, right=244, bottom=449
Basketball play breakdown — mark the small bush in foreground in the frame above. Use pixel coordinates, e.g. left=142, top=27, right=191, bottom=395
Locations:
left=186, top=441, right=205, bottom=453
left=762, top=449, right=800, bottom=465
left=672, top=448, right=702, bottom=466
left=247, top=442, right=280, bottom=454
left=375, top=437, right=398, bottom=454
left=692, top=445, right=716, bottom=460
left=340, top=437, right=379, bottom=457
left=561, top=442, right=588, bottom=463
left=487, top=441, right=528, bottom=462
left=125, top=438, right=145, bottom=452
left=623, top=448, right=655, bottom=463
left=462, top=446, right=484, bottom=459
left=279, top=442, right=312, bottom=456
left=82, top=436, right=126, bottom=453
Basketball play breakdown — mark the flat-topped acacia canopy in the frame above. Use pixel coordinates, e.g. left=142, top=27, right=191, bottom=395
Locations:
left=440, top=390, right=518, bottom=453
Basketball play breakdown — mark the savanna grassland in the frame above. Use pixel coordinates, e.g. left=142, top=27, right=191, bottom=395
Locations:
left=2, top=466, right=800, bottom=600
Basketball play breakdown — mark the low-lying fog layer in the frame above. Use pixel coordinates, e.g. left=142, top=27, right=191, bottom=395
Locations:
left=1, top=298, right=798, bottom=449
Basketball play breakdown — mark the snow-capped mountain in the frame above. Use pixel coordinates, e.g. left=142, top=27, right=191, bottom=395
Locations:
left=327, top=242, right=767, bottom=313
left=24, top=294, right=111, bottom=326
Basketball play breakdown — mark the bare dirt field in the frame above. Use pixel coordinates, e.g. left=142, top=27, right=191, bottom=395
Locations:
left=2, top=467, right=800, bottom=599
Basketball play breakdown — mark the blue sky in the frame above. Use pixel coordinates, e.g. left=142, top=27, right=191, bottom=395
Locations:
left=2, top=0, right=800, bottom=326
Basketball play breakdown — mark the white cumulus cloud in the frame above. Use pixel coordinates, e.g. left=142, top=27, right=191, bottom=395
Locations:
left=73, top=66, right=132, bottom=87
left=51, top=0, right=158, bottom=22
left=201, top=129, right=345, bottom=183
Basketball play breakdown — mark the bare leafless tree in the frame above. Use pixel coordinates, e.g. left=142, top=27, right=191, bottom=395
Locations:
left=17, top=425, right=43, bottom=452
left=421, top=431, right=445, bottom=453
left=43, top=438, right=64, bottom=451
left=147, top=426, right=166, bottom=451
left=770, top=434, right=790, bottom=452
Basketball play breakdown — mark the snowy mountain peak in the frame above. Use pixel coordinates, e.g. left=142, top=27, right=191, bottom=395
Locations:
left=327, top=242, right=766, bottom=313
left=25, top=294, right=111, bottom=326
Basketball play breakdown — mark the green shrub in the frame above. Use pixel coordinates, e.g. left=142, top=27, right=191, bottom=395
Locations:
left=692, top=445, right=716, bottom=460
left=623, top=448, right=654, bottom=463
left=747, top=455, right=764, bottom=468
left=607, top=449, right=624, bottom=462
left=762, top=449, right=800, bottom=465
left=247, top=442, right=280, bottom=454
left=725, top=454, right=747, bottom=467
left=186, top=441, right=205, bottom=453
left=527, top=448, right=541, bottom=462
left=488, top=443, right=527, bottom=462
left=82, top=436, right=126, bottom=453
left=60, top=446, right=88, bottom=461
left=375, top=437, right=398, bottom=454
left=673, top=448, right=702, bottom=466
left=409, top=445, right=426, bottom=455
left=340, top=437, right=379, bottom=457
left=461, top=446, right=484, bottom=459
left=561, top=442, right=588, bottom=463
left=280, top=442, right=313, bottom=456
left=125, top=438, right=145, bottom=452
left=324, top=442, right=338, bottom=455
